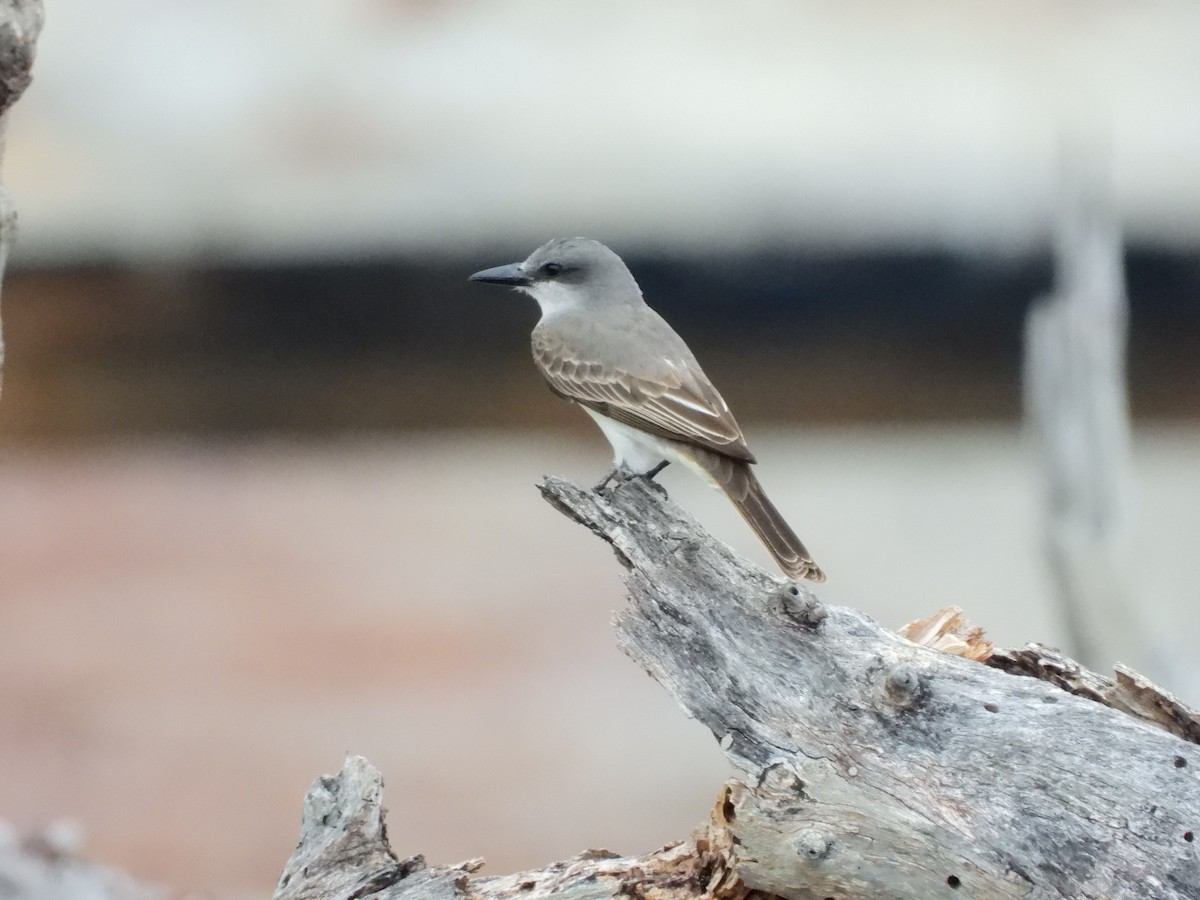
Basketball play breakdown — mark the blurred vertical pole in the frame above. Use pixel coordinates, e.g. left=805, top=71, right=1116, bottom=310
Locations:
left=0, top=0, right=44, bottom=397
left=1023, top=140, right=1136, bottom=671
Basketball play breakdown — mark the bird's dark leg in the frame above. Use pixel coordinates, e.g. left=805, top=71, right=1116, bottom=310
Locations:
left=637, top=459, right=671, bottom=497
left=595, top=460, right=670, bottom=495
left=643, top=459, right=670, bottom=481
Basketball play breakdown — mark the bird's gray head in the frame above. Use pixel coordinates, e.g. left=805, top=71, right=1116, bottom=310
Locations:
left=468, top=237, right=642, bottom=317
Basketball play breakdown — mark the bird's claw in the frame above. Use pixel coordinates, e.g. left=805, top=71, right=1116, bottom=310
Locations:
left=638, top=460, right=671, bottom=497
left=594, top=461, right=671, bottom=497
left=639, top=474, right=670, bottom=497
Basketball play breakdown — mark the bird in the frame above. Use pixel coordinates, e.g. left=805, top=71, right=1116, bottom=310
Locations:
left=468, top=237, right=825, bottom=582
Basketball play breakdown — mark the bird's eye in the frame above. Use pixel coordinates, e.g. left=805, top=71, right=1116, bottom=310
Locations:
left=541, top=262, right=563, bottom=277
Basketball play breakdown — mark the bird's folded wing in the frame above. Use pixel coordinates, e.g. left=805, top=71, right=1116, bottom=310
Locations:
left=532, top=336, right=756, bottom=463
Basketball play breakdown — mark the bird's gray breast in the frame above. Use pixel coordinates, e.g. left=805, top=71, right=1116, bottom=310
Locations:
left=534, top=303, right=692, bottom=375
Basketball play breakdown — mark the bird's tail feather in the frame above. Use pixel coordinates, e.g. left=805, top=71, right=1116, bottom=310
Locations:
left=691, top=450, right=826, bottom=582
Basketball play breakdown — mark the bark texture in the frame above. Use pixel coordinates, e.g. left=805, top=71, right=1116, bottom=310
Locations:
left=275, top=477, right=1200, bottom=900
left=274, top=755, right=760, bottom=900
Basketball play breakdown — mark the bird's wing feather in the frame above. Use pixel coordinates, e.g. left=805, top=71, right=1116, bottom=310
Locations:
left=532, top=329, right=756, bottom=463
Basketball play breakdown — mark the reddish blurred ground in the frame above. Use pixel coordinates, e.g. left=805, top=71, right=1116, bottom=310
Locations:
left=0, top=429, right=1196, bottom=896
left=0, top=435, right=733, bottom=896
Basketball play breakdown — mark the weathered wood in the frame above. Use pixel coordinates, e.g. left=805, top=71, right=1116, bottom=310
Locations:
left=276, top=477, right=1200, bottom=900
left=274, top=756, right=767, bottom=900
left=0, top=0, right=43, bottom=396
left=900, top=605, right=994, bottom=661
left=904, top=609, right=1200, bottom=745
left=990, top=642, right=1200, bottom=746
left=544, top=477, right=1200, bottom=898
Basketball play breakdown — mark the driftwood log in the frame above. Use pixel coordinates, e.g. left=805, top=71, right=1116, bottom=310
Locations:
left=276, top=477, right=1200, bottom=900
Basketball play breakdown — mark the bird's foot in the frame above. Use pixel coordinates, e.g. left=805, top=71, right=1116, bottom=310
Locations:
left=644, top=459, right=670, bottom=480
left=595, top=461, right=670, bottom=496
left=638, top=459, right=671, bottom=497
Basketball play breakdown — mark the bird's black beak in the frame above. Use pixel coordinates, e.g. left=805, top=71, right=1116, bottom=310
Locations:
left=468, top=263, right=531, bottom=286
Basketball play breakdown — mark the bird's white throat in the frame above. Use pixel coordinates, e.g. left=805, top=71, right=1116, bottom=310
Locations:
left=520, top=280, right=585, bottom=320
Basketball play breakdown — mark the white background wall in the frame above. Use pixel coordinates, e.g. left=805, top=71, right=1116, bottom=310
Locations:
left=7, top=0, right=1200, bottom=264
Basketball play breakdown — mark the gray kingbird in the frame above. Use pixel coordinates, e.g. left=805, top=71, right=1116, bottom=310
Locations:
left=469, top=237, right=825, bottom=582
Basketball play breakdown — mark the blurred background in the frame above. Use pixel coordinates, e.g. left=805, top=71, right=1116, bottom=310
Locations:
left=1, top=1, right=1199, bottom=896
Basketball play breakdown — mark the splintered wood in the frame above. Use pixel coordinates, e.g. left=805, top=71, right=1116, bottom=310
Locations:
left=898, top=605, right=993, bottom=661
left=273, top=757, right=776, bottom=899
left=990, top=643, right=1200, bottom=746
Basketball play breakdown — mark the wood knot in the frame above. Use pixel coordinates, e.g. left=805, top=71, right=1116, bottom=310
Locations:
left=883, top=666, right=928, bottom=710
left=795, top=829, right=831, bottom=861
left=756, top=762, right=810, bottom=802
left=774, top=584, right=825, bottom=630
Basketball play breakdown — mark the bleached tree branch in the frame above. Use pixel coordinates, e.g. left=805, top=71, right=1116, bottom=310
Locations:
left=274, top=477, right=1200, bottom=900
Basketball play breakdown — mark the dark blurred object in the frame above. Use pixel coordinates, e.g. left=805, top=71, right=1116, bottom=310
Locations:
left=1, top=249, right=1197, bottom=440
